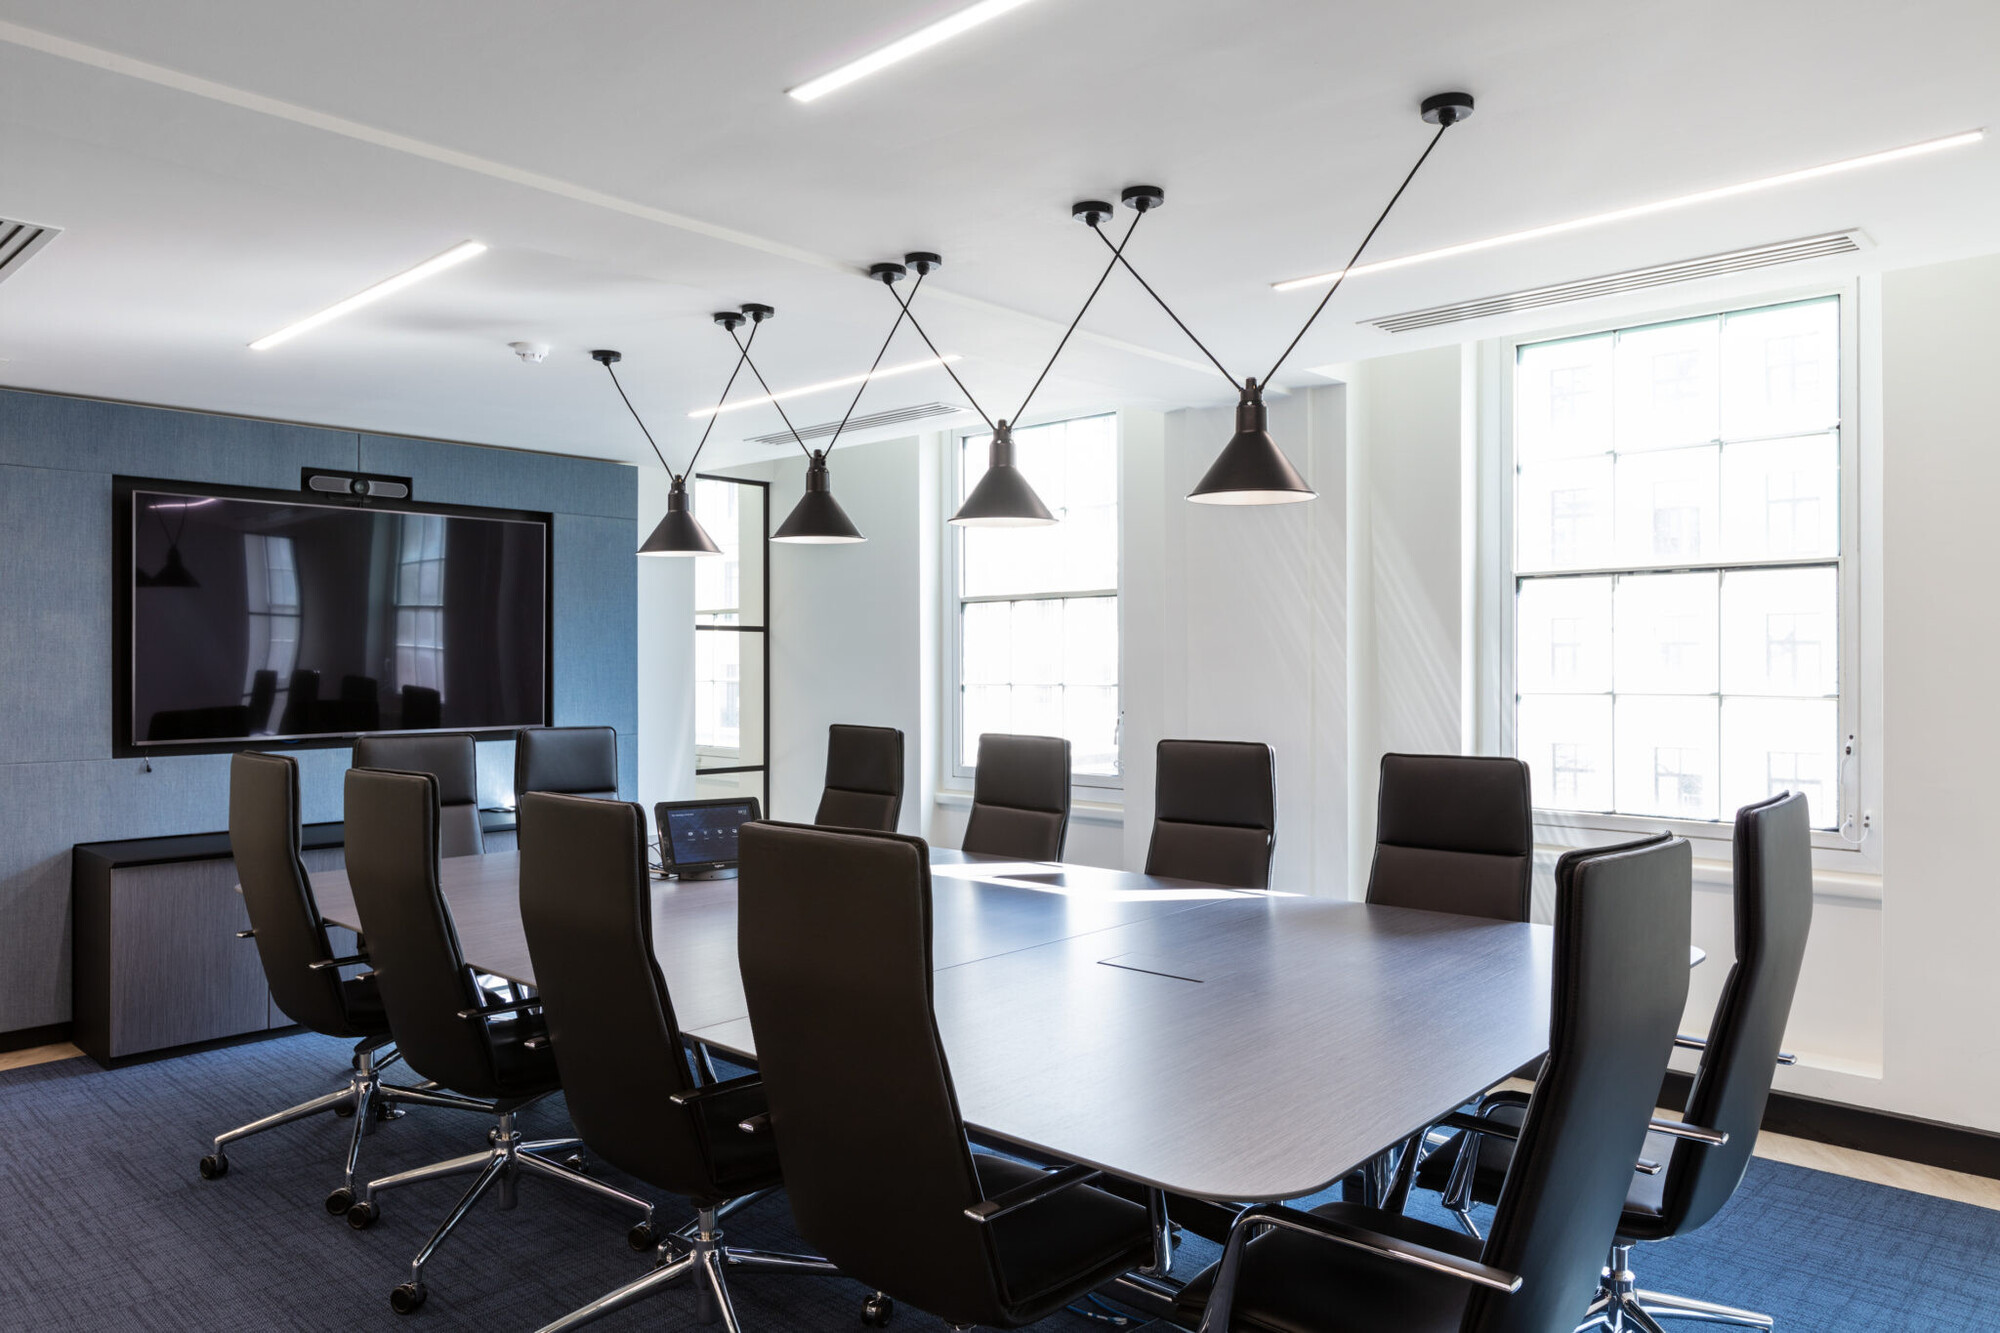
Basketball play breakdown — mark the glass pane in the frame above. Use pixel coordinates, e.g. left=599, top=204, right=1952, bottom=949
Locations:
left=1615, top=446, right=1719, bottom=567
left=692, top=767, right=765, bottom=814
left=1719, top=434, right=1839, bottom=561
left=1064, top=597, right=1118, bottom=687
left=1010, top=599, right=1064, bottom=685
left=1721, top=299, right=1839, bottom=441
left=1515, top=335, right=1614, bottom=463
left=1720, top=697, right=1838, bottom=829
left=961, top=601, right=1012, bottom=685
left=963, top=684, right=1012, bottom=769
left=691, top=478, right=766, bottom=625
left=1615, top=317, right=1719, bottom=451
left=693, top=630, right=740, bottom=751
left=1615, top=694, right=1720, bottom=821
left=1614, top=571, right=1718, bottom=695
left=1518, top=694, right=1613, bottom=812
left=961, top=415, right=1118, bottom=597
left=1516, top=456, right=1613, bottom=573
left=1720, top=567, right=1838, bottom=697
left=1516, top=577, right=1612, bottom=694
left=1065, top=685, right=1119, bottom=776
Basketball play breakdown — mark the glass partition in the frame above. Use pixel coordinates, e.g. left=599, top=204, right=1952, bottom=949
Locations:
left=692, top=475, right=769, bottom=810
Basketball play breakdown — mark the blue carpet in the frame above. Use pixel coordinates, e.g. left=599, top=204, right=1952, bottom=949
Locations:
left=0, top=1031, right=1992, bottom=1330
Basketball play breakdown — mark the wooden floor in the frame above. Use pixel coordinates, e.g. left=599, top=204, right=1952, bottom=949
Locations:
left=5, top=1040, right=1997, bottom=1210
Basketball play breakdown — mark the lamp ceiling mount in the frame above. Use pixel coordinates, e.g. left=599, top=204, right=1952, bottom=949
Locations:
left=1071, top=200, right=1114, bottom=227
left=904, top=251, right=942, bottom=275
left=711, top=310, right=747, bottom=331
left=589, top=348, right=621, bottom=366
left=1120, top=185, right=1166, bottom=212
left=740, top=303, right=775, bottom=323
left=1421, top=91, right=1475, bottom=126
left=868, top=262, right=908, bottom=284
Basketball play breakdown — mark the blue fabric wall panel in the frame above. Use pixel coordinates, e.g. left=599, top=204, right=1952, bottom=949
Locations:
left=357, top=434, right=635, bottom=521
left=0, top=466, right=112, bottom=763
left=551, top=512, right=638, bottom=736
left=0, top=390, right=357, bottom=485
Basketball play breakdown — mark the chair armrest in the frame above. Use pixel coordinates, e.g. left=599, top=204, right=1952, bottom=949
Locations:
left=669, top=1072, right=762, bottom=1107
left=236, top=929, right=256, bottom=939
left=308, top=954, right=369, bottom=971
left=962, top=1162, right=1101, bottom=1224
left=1648, top=1118, right=1727, bottom=1146
left=1635, top=1157, right=1663, bottom=1175
left=665, top=1073, right=769, bottom=1148
left=1197, top=1203, right=1519, bottom=1333
left=1438, top=1111, right=1522, bottom=1141
left=1678, top=1034, right=1796, bottom=1066
left=737, top=1112, right=771, bottom=1135
left=455, top=998, right=542, bottom=1021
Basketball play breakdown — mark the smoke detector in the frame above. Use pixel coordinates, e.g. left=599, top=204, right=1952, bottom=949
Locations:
left=508, top=341, right=550, bottom=364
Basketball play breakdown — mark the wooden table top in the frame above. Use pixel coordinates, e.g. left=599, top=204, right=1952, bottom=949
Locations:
left=309, top=848, right=1557, bottom=1202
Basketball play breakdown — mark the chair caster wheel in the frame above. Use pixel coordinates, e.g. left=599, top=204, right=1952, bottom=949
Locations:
left=627, top=1222, right=657, bottom=1252
left=346, top=1200, right=380, bottom=1230
left=374, top=1101, right=404, bottom=1122
left=861, top=1293, right=894, bottom=1326
left=325, top=1187, right=355, bottom=1216
left=390, top=1282, right=427, bottom=1315
left=334, top=1101, right=356, bottom=1118
left=199, top=1153, right=228, bottom=1180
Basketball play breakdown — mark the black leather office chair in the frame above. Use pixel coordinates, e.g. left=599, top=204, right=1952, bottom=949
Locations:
left=815, top=723, right=906, bottom=832
left=739, top=820, right=1156, bottom=1330
left=517, top=793, right=838, bottom=1332
left=960, top=733, right=1071, bottom=861
left=1144, top=739, right=1276, bottom=889
left=355, top=733, right=484, bottom=858
left=1418, top=793, right=1812, bottom=1332
left=203, top=752, right=437, bottom=1214
left=339, top=767, right=653, bottom=1316
left=1367, top=753, right=1534, bottom=920
left=1179, top=832, right=1696, bottom=1333
left=515, top=725, right=620, bottom=801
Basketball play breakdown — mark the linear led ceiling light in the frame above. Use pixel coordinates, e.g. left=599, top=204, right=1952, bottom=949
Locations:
left=1272, top=129, right=1984, bottom=293
left=786, top=0, right=1040, bottom=103
left=249, top=240, right=486, bottom=350
left=688, top=353, right=961, bottom=417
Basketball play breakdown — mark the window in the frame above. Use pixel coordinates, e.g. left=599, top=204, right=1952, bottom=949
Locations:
left=1511, top=297, right=1844, bottom=830
left=394, top=514, right=447, bottom=698
left=691, top=476, right=769, bottom=810
left=953, top=414, right=1120, bottom=783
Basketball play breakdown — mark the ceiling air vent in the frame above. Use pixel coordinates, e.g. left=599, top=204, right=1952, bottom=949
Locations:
left=1362, top=231, right=1867, bottom=334
left=0, top=217, right=61, bottom=284
left=747, top=402, right=968, bottom=447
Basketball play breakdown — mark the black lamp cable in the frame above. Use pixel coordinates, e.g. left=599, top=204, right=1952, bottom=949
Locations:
left=1011, top=208, right=1144, bottom=425
left=1084, top=215, right=1241, bottom=392
left=598, top=324, right=755, bottom=481
left=1261, top=121, right=1449, bottom=386
left=682, top=324, right=757, bottom=479
left=599, top=359, right=675, bottom=475
left=877, top=279, right=997, bottom=434
left=727, top=325, right=817, bottom=459
left=821, top=269, right=926, bottom=452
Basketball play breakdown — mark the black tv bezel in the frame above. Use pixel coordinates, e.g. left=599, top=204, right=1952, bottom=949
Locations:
left=113, top=474, right=555, bottom=758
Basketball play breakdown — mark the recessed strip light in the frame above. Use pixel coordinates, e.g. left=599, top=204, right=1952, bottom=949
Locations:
left=1271, top=129, right=1985, bottom=293
left=786, top=0, right=1040, bottom=103
left=249, top=240, right=487, bottom=349
left=689, top=354, right=963, bottom=418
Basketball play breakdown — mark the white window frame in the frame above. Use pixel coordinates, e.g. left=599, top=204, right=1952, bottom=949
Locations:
left=941, top=412, right=1124, bottom=794
left=1485, top=280, right=1881, bottom=871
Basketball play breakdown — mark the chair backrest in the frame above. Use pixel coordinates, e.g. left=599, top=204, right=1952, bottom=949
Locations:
left=228, top=751, right=353, bottom=1036
left=961, top=733, right=1071, bottom=861
left=1144, top=739, right=1276, bottom=889
left=1465, top=833, right=1691, bottom=1333
left=515, top=725, right=619, bottom=800
left=739, top=820, right=1008, bottom=1327
left=1367, top=753, right=1533, bottom=921
left=354, top=733, right=484, bottom=858
left=814, top=724, right=906, bottom=832
left=278, top=668, right=320, bottom=734
left=517, top=792, right=710, bottom=1193
left=1662, top=791, right=1814, bottom=1234
left=342, top=767, right=499, bottom=1095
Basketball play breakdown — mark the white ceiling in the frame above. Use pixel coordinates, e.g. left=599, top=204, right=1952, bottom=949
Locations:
left=0, top=0, right=1996, bottom=476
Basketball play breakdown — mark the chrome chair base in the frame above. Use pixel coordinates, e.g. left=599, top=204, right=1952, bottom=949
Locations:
left=348, top=1103, right=657, bottom=1316
left=1576, top=1245, right=1774, bottom=1332
left=198, top=1042, right=460, bottom=1213
left=533, top=1204, right=839, bottom=1333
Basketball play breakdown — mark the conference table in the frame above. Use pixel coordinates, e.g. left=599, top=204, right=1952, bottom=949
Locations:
left=308, top=848, right=1558, bottom=1211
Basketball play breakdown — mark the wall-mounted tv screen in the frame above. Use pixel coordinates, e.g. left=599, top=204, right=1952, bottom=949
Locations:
left=119, top=480, right=549, bottom=751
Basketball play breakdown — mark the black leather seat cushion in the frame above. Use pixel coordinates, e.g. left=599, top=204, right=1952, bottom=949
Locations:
left=1176, top=1202, right=1483, bottom=1333
left=338, top=974, right=390, bottom=1032
left=973, top=1156, right=1153, bottom=1320
left=1615, top=1130, right=1680, bottom=1240
left=1415, top=1106, right=1682, bottom=1238
left=482, top=1009, right=561, bottom=1092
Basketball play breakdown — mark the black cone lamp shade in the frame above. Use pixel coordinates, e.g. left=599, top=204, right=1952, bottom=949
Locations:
left=639, top=475, right=723, bottom=557
left=774, top=450, right=865, bottom=544
left=1188, top=378, right=1316, bottom=505
left=951, top=420, right=1056, bottom=527
left=138, top=544, right=201, bottom=588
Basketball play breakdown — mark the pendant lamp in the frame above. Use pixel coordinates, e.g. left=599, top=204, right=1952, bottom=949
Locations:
left=951, top=419, right=1056, bottom=526
left=1076, top=92, right=1473, bottom=505
left=773, top=449, right=865, bottom=544
left=592, top=343, right=734, bottom=557
left=1187, top=378, right=1315, bottom=504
